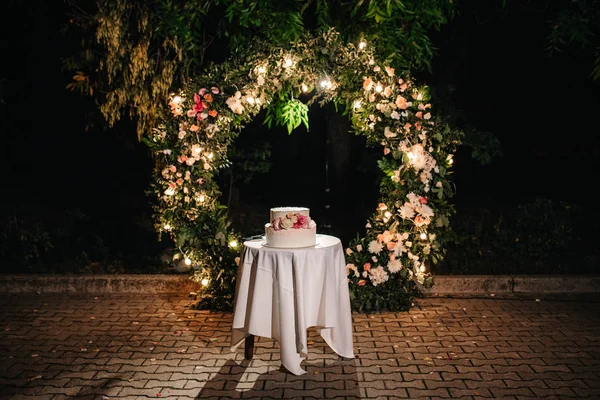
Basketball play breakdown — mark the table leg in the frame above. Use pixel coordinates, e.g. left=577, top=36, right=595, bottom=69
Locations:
left=244, top=335, right=255, bottom=359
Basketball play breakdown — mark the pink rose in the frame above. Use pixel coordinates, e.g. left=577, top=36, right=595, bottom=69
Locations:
left=363, top=263, right=371, bottom=272
left=358, top=279, right=366, bottom=286
left=419, top=196, right=428, bottom=204
left=396, top=95, right=407, bottom=109
left=297, top=214, right=310, bottom=229
left=272, top=218, right=282, bottom=231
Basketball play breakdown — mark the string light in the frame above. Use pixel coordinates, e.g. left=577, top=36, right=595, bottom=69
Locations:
left=353, top=100, right=361, bottom=109
left=172, top=95, right=182, bottom=104
left=419, top=265, right=426, bottom=272
left=420, top=232, right=427, bottom=240
left=301, top=83, right=308, bottom=93
left=198, top=194, right=205, bottom=203
left=320, top=79, right=332, bottom=89
left=207, top=153, right=213, bottom=160
left=358, top=41, right=367, bottom=50
left=416, top=92, right=423, bottom=101
left=447, top=155, right=454, bottom=165
left=284, top=58, right=293, bottom=67
left=229, top=240, right=238, bottom=248
left=184, top=258, right=192, bottom=266
left=201, top=278, right=209, bottom=286
left=257, top=66, right=266, bottom=74
left=165, top=188, right=175, bottom=196
left=163, top=223, right=171, bottom=231
left=246, top=96, right=255, bottom=104
left=384, top=211, right=392, bottom=219
left=375, top=84, right=383, bottom=93
left=194, top=147, right=202, bottom=155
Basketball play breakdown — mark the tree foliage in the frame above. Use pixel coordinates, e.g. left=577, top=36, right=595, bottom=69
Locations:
left=63, top=0, right=456, bottom=139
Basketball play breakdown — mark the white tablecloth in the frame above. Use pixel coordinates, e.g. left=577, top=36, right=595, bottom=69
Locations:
left=230, top=234, right=355, bottom=375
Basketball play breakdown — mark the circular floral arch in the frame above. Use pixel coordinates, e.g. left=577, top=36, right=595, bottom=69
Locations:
left=145, top=29, right=462, bottom=312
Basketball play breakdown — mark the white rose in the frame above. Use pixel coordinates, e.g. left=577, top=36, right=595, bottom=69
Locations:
left=281, top=219, right=294, bottom=230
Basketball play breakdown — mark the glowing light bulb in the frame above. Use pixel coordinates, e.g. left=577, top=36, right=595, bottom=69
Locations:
left=419, top=265, right=426, bottom=272
left=164, top=224, right=171, bottom=231
left=194, top=147, right=201, bottom=155
left=257, top=66, right=266, bottom=74
left=246, top=96, right=255, bottom=104
left=407, top=152, right=415, bottom=161
left=320, top=79, right=331, bottom=89
left=301, top=83, right=308, bottom=93
left=184, top=258, right=192, bottom=266
left=384, top=211, right=392, bottom=219
left=256, top=98, right=262, bottom=104
left=284, top=58, right=293, bottom=67
left=353, top=100, right=361, bottom=109
left=207, top=153, right=213, bottom=160
left=358, top=41, right=367, bottom=50
left=172, top=95, right=182, bottom=104
left=447, top=155, right=454, bottom=165
left=165, top=188, right=175, bottom=196
left=420, top=232, right=427, bottom=240
left=416, top=92, right=423, bottom=101
left=201, top=278, right=209, bottom=286
left=229, top=240, right=238, bottom=248
left=198, top=194, right=205, bottom=203
left=375, top=84, right=383, bottom=93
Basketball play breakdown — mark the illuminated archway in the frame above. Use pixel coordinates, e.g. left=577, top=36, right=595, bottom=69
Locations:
left=144, top=29, right=462, bottom=312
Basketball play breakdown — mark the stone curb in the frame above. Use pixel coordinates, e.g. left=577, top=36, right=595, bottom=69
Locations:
left=0, top=274, right=599, bottom=294
left=422, top=274, right=600, bottom=296
left=0, top=274, right=200, bottom=294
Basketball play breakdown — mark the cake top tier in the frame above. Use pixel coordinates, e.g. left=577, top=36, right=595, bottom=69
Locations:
left=270, top=207, right=309, bottom=221
left=271, top=207, right=309, bottom=213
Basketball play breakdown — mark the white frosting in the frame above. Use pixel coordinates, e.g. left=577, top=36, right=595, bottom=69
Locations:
left=270, top=207, right=309, bottom=222
left=265, top=223, right=317, bottom=248
left=265, top=207, right=316, bottom=248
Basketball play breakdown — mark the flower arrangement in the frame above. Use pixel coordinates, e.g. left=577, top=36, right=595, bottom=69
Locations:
left=145, top=28, right=462, bottom=312
left=272, top=213, right=312, bottom=230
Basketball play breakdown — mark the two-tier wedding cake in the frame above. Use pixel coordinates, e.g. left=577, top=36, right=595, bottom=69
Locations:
left=264, top=207, right=317, bottom=248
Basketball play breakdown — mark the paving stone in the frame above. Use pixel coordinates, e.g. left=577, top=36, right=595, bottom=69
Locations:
left=0, top=293, right=599, bottom=399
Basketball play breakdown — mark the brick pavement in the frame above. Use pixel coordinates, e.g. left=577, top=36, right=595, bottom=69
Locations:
left=0, top=293, right=599, bottom=399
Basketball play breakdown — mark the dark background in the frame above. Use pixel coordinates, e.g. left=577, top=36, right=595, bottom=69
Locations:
left=1, top=1, right=598, bottom=272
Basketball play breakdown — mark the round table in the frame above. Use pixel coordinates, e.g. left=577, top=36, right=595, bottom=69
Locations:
left=230, top=234, right=355, bottom=375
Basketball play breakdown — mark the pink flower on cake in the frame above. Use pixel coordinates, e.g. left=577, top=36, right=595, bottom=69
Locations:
left=272, top=218, right=282, bottom=230
left=297, top=214, right=310, bottom=228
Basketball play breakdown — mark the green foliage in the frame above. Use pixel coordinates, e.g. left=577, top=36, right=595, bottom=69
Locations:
left=0, top=208, right=171, bottom=274
left=265, top=98, right=310, bottom=134
left=64, top=0, right=456, bottom=140
left=437, top=198, right=595, bottom=275
left=349, top=273, right=417, bottom=313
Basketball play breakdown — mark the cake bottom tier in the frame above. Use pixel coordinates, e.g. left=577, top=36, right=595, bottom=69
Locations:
left=264, top=224, right=317, bottom=248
